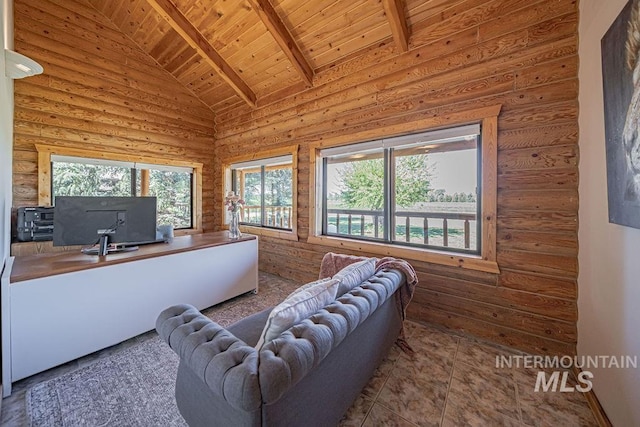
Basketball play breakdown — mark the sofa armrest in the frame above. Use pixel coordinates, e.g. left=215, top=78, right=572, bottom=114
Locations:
left=156, top=304, right=262, bottom=412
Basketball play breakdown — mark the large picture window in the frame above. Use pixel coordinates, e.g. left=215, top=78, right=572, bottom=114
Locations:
left=51, top=156, right=194, bottom=229
left=309, top=105, right=500, bottom=273
left=36, top=145, right=203, bottom=233
left=321, top=124, right=480, bottom=254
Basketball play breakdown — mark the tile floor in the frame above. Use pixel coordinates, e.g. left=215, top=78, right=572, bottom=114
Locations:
left=340, top=320, right=598, bottom=426
left=1, top=272, right=598, bottom=426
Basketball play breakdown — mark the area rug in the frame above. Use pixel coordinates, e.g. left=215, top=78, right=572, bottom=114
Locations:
left=26, top=336, right=185, bottom=427
left=23, top=273, right=301, bottom=427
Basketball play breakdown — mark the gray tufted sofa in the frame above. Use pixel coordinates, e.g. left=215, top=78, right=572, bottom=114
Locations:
left=156, top=268, right=406, bottom=427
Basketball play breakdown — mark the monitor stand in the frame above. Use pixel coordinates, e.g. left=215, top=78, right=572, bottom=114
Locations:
left=98, top=234, right=109, bottom=256
left=81, top=235, right=139, bottom=256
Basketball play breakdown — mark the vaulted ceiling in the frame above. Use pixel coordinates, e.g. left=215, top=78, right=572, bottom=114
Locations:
left=86, top=0, right=437, bottom=113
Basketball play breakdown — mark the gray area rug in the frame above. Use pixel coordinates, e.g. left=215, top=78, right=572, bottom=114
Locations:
left=23, top=273, right=300, bottom=427
left=26, top=336, right=185, bottom=427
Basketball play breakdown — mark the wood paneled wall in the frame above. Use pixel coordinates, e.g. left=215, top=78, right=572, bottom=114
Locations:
left=11, top=0, right=216, bottom=230
left=214, top=0, right=579, bottom=355
left=12, top=0, right=580, bottom=356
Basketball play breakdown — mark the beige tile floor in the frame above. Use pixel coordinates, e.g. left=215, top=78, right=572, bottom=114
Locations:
left=1, top=272, right=598, bottom=426
left=340, top=321, right=598, bottom=426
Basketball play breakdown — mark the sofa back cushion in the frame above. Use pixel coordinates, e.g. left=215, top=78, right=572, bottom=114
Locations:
left=255, top=278, right=339, bottom=350
left=334, top=258, right=376, bottom=297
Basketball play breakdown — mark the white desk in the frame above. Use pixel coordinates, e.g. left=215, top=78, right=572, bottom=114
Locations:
left=1, top=232, right=258, bottom=396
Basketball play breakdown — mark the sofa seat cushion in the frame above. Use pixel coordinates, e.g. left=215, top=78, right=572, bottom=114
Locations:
left=255, top=278, right=340, bottom=350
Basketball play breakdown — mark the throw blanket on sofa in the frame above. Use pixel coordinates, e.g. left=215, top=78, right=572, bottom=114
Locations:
left=318, top=252, right=370, bottom=279
left=319, top=252, right=418, bottom=355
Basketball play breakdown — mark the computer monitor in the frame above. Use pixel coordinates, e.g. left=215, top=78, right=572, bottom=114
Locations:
left=53, top=196, right=158, bottom=255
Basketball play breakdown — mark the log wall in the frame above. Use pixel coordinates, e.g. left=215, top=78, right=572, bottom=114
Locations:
left=11, top=0, right=580, bottom=355
left=11, top=0, right=216, bottom=230
left=213, top=0, right=580, bottom=355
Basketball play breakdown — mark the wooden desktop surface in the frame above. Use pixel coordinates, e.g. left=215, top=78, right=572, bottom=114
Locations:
left=10, top=232, right=256, bottom=283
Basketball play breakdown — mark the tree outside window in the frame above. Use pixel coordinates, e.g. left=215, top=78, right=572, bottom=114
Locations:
left=322, top=124, right=480, bottom=254
left=52, top=158, right=194, bottom=229
left=231, top=156, right=293, bottom=230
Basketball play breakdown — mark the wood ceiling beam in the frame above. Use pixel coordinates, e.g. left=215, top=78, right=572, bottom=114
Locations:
left=247, top=0, right=314, bottom=87
left=146, top=0, right=257, bottom=107
left=382, top=0, right=409, bottom=52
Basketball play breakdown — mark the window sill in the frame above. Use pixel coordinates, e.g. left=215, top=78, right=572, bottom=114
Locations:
left=237, top=225, right=299, bottom=241
left=307, top=235, right=500, bottom=274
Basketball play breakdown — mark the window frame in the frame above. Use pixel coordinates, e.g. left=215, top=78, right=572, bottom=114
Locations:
left=223, top=145, right=298, bottom=241
left=36, top=144, right=203, bottom=235
left=308, top=105, right=501, bottom=274
left=320, top=124, right=482, bottom=255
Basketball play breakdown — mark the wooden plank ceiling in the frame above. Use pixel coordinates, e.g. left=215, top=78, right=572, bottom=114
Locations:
left=85, top=0, right=425, bottom=113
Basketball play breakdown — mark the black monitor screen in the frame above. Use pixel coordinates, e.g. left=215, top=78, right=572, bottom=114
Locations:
left=53, top=196, right=157, bottom=247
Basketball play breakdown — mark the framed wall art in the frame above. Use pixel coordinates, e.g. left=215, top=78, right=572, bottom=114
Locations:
left=602, top=0, right=640, bottom=229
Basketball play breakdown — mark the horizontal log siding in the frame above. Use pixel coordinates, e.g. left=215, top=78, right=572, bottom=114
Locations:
left=12, top=0, right=216, bottom=230
left=214, top=0, right=579, bottom=355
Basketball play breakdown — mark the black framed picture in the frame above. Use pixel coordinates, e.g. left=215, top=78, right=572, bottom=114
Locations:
left=602, top=0, right=640, bottom=229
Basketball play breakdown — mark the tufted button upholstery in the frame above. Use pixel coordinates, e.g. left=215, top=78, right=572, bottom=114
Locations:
left=155, top=268, right=405, bottom=412
left=156, top=304, right=261, bottom=412
left=258, top=269, right=403, bottom=403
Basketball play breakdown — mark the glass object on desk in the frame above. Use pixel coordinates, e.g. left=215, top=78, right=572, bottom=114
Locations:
left=229, top=210, right=241, bottom=239
left=225, top=190, right=244, bottom=239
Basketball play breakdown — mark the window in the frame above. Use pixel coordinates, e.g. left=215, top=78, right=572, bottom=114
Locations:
left=52, top=158, right=134, bottom=197
left=230, top=155, right=293, bottom=230
left=322, top=124, right=480, bottom=254
left=36, top=145, right=203, bottom=233
left=309, top=106, right=500, bottom=273
left=225, top=146, right=298, bottom=240
left=51, top=156, right=194, bottom=229
left=136, top=167, right=193, bottom=229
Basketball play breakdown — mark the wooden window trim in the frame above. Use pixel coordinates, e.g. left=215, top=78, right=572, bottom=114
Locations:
left=35, top=144, right=203, bottom=235
left=308, top=105, right=501, bottom=274
left=223, top=145, right=299, bottom=242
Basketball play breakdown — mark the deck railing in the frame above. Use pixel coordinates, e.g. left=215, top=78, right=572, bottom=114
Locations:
left=241, top=205, right=292, bottom=229
left=238, top=206, right=475, bottom=248
left=327, top=208, right=476, bottom=249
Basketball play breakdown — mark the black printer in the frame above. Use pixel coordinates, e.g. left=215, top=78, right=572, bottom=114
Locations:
left=16, top=206, right=55, bottom=242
